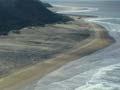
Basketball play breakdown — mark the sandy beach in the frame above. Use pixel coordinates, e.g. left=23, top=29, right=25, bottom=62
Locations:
left=0, top=16, right=114, bottom=90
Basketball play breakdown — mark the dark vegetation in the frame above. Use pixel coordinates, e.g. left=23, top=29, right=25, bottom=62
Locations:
left=0, top=0, right=71, bottom=35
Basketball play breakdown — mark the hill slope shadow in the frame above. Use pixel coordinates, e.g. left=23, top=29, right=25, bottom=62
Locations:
left=0, top=0, right=70, bottom=35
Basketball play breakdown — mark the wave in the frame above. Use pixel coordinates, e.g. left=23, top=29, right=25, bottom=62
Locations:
left=75, top=63, right=120, bottom=90
left=53, top=5, right=98, bottom=13
left=86, top=18, right=120, bottom=25
left=34, top=5, right=120, bottom=90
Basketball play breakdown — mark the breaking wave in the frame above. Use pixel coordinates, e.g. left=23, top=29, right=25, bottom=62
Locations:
left=33, top=4, right=120, bottom=90
left=34, top=17, right=120, bottom=90
left=53, top=5, right=98, bottom=14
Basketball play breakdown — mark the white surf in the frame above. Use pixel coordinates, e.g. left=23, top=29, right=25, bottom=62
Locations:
left=32, top=5, right=120, bottom=90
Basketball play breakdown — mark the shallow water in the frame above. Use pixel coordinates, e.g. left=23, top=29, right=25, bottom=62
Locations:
left=21, top=1, right=120, bottom=90
left=34, top=19, right=120, bottom=90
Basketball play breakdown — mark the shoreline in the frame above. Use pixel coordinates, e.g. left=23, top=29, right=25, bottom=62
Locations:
left=0, top=17, right=114, bottom=90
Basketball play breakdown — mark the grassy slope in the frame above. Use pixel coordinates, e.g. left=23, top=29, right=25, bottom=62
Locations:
left=0, top=20, right=90, bottom=78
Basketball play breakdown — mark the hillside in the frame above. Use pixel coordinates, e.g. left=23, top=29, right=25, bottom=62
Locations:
left=0, top=20, right=90, bottom=78
left=0, top=0, right=70, bottom=35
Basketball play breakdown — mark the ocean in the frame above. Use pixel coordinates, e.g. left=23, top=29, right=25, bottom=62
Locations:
left=24, top=1, right=120, bottom=90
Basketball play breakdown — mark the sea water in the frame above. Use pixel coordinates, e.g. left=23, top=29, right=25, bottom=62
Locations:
left=27, top=1, right=120, bottom=90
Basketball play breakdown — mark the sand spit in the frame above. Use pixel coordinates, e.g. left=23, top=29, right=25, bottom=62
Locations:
left=0, top=17, right=114, bottom=90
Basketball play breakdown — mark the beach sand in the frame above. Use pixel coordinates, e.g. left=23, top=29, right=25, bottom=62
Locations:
left=0, top=17, right=114, bottom=90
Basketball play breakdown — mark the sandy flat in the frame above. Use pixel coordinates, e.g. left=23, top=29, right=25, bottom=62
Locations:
left=0, top=18, right=114, bottom=90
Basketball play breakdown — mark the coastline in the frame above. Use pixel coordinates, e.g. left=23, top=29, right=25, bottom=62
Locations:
left=0, top=16, right=114, bottom=90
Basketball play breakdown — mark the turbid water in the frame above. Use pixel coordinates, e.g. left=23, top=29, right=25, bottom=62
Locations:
left=19, top=1, right=120, bottom=90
